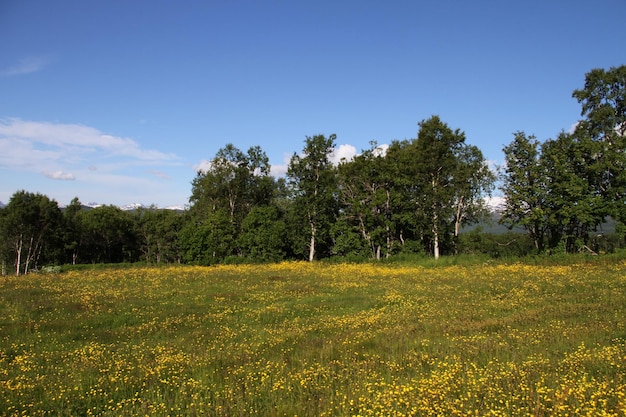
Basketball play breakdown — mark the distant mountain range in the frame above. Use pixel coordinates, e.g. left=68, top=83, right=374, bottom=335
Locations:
left=3, top=199, right=500, bottom=213
left=0, top=200, right=184, bottom=211
left=0, top=198, right=615, bottom=234
left=81, top=202, right=186, bottom=212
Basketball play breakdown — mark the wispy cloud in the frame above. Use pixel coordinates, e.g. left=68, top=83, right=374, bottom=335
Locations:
left=0, top=118, right=189, bottom=206
left=0, top=118, right=180, bottom=182
left=44, top=170, right=75, bottom=180
left=0, top=118, right=177, bottom=163
left=0, top=56, right=49, bottom=77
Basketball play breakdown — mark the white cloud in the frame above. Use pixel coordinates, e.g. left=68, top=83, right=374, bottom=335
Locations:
left=269, top=145, right=387, bottom=178
left=568, top=121, right=579, bottom=134
left=0, top=119, right=176, bottom=167
left=0, top=118, right=176, bottom=161
left=192, top=159, right=212, bottom=173
left=0, top=118, right=183, bottom=205
left=0, top=56, right=49, bottom=77
left=485, top=195, right=506, bottom=211
left=330, top=144, right=357, bottom=165
left=372, top=143, right=389, bottom=157
left=44, top=170, right=75, bottom=180
left=269, top=152, right=292, bottom=177
left=0, top=137, right=63, bottom=168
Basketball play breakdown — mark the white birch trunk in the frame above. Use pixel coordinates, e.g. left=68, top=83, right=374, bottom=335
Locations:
left=433, top=210, right=440, bottom=260
left=308, top=224, right=316, bottom=262
left=455, top=196, right=463, bottom=238
left=15, top=235, right=23, bottom=276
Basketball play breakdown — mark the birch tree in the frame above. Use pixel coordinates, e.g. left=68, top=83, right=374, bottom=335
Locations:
left=500, top=132, right=548, bottom=253
left=412, top=116, right=467, bottom=259
left=572, top=65, right=626, bottom=227
left=337, top=143, right=398, bottom=259
left=189, top=144, right=274, bottom=230
left=2, top=190, right=63, bottom=275
left=287, top=134, right=338, bottom=261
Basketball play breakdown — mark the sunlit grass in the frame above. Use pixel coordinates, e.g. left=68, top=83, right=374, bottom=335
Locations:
left=1, top=261, right=625, bottom=416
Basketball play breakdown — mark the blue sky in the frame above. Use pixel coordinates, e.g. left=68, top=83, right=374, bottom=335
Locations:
left=1, top=0, right=625, bottom=208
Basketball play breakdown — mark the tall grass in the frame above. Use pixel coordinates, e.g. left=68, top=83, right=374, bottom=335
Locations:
left=1, top=261, right=625, bottom=416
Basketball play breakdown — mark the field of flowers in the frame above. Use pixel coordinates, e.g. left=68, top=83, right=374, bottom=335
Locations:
left=1, top=261, right=625, bottom=416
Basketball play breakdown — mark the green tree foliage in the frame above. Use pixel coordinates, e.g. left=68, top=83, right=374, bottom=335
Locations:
left=179, top=209, right=235, bottom=265
left=451, top=144, right=495, bottom=252
left=573, top=65, right=626, bottom=227
left=189, top=144, right=273, bottom=229
left=337, top=142, right=399, bottom=259
left=389, top=116, right=493, bottom=259
left=79, top=205, right=139, bottom=263
left=287, top=134, right=339, bottom=261
left=136, top=207, right=183, bottom=264
left=0, top=206, right=8, bottom=274
left=499, top=66, right=625, bottom=254
left=63, top=197, right=84, bottom=265
left=540, top=132, right=606, bottom=252
left=500, top=132, right=548, bottom=253
left=238, top=206, right=288, bottom=262
left=186, top=144, right=276, bottom=262
left=0, top=191, right=63, bottom=275
left=3, top=66, right=623, bottom=266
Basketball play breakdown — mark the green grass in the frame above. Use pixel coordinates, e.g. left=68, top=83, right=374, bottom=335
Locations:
left=1, top=261, right=625, bottom=416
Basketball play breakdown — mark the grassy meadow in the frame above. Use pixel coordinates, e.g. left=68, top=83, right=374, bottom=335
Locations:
left=1, top=260, right=625, bottom=416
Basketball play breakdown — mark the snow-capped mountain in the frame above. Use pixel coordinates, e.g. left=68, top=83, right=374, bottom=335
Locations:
left=119, top=203, right=145, bottom=211
left=81, top=201, right=184, bottom=211
left=485, top=196, right=505, bottom=213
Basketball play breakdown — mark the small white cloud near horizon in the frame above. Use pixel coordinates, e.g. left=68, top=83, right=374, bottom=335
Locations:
left=44, top=170, right=75, bottom=180
left=269, top=153, right=292, bottom=177
left=568, top=121, right=579, bottom=134
left=0, top=56, right=49, bottom=77
left=192, top=159, right=212, bottom=174
left=372, top=143, right=389, bottom=157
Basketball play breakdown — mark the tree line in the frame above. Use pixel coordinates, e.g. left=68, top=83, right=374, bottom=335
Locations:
left=1, top=66, right=624, bottom=274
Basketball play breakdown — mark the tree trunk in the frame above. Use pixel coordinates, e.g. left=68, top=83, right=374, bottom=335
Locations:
left=454, top=196, right=464, bottom=255
left=433, top=210, right=440, bottom=260
left=308, top=224, right=316, bottom=262
left=357, top=214, right=375, bottom=258
left=431, top=178, right=440, bottom=259
left=15, top=235, right=23, bottom=276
